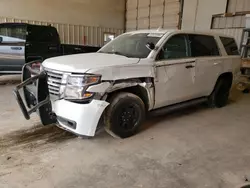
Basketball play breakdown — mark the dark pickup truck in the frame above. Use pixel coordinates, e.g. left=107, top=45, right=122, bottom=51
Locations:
left=0, top=23, right=100, bottom=75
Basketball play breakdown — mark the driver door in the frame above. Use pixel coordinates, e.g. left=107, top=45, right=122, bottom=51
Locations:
left=154, top=34, right=197, bottom=109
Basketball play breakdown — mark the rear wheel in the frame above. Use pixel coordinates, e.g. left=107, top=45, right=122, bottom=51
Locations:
left=208, top=77, right=232, bottom=108
left=104, top=92, right=145, bottom=138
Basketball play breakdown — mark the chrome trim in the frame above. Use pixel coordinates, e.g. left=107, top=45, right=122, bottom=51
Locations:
left=45, top=69, right=63, bottom=97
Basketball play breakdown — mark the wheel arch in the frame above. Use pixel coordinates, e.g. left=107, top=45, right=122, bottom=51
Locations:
left=211, top=72, right=233, bottom=95
left=218, top=72, right=233, bottom=86
left=106, top=78, right=154, bottom=111
left=208, top=71, right=233, bottom=108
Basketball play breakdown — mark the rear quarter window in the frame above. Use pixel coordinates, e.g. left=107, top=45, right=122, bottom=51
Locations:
left=220, top=37, right=239, bottom=55
left=188, top=34, right=220, bottom=57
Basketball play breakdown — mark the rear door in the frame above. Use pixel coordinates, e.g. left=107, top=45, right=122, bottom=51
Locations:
left=26, top=25, right=60, bottom=62
left=0, top=24, right=26, bottom=73
left=188, top=34, right=223, bottom=97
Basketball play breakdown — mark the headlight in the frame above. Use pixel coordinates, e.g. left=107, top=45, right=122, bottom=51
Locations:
left=64, top=74, right=101, bottom=100
left=67, top=75, right=100, bottom=86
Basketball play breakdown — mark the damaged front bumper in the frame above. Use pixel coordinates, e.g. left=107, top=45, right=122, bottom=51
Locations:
left=52, top=99, right=109, bottom=136
left=13, top=62, right=109, bottom=137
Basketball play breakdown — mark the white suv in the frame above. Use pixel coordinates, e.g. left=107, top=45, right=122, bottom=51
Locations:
left=15, top=29, right=241, bottom=138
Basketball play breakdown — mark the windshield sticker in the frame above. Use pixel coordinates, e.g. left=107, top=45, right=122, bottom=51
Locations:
left=147, top=33, right=163, bottom=37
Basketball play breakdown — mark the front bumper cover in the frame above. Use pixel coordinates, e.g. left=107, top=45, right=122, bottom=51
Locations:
left=52, top=99, right=109, bottom=136
left=13, top=62, right=109, bottom=137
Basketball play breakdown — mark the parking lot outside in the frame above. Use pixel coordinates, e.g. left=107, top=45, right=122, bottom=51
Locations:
left=0, top=76, right=250, bottom=188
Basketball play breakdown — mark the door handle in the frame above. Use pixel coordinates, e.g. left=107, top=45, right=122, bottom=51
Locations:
left=48, top=46, right=57, bottom=50
left=186, top=65, right=195, bottom=69
left=74, top=47, right=82, bottom=51
left=214, top=62, right=221, bottom=65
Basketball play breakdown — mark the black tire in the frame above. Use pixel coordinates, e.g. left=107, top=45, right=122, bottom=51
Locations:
left=208, top=77, right=232, bottom=108
left=104, top=92, right=146, bottom=138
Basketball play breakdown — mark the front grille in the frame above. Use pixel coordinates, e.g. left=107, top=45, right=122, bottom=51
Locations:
left=46, top=70, right=63, bottom=96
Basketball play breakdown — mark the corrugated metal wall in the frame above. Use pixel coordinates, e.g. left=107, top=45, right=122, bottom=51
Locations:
left=181, top=0, right=227, bottom=31
left=126, top=0, right=181, bottom=31
left=0, top=0, right=126, bottom=30
left=0, top=17, right=124, bottom=46
left=210, top=0, right=250, bottom=46
left=227, top=0, right=250, bottom=12
left=211, top=15, right=245, bottom=46
left=212, top=28, right=243, bottom=46
left=211, top=15, right=246, bottom=29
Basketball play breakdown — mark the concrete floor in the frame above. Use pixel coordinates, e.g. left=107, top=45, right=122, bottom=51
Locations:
left=0, top=76, right=250, bottom=188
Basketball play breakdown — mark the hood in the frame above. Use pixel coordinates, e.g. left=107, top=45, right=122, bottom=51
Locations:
left=42, top=53, right=140, bottom=73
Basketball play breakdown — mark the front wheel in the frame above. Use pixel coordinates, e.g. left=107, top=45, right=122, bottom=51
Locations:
left=104, top=92, right=146, bottom=138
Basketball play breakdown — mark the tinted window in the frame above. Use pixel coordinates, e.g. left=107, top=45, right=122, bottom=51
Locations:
left=0, top=25, right=26, bottom=40
left=27, top=26, right=59, bottom=43
left=158, top=34, right=189, bottom=60
left=188, top=34, right=220, bottom=57
left=220, top=37, right=239, bottom=55
left=45, top=27, right=59, bottom=42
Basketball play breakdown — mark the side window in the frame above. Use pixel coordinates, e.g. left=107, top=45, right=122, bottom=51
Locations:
left=0, top=25, right=26, bottom=40
left=43, top=27, right=59, bottom=43
left=27, top=26, right=42, bottom=42
left=220, top=37, right=239, bottom=55
left=27, top=26, right=59, bottom=43
left=158, top=34, right=189, bottom=60
left=188, top=34, right=220, bottom=57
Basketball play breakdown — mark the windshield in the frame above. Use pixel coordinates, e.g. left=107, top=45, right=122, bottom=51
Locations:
left=98, top=33, right=162, bottom=58
left=0, top=25, right=26, bottom=41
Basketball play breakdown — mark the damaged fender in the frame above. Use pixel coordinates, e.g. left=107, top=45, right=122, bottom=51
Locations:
left=88, top=79, right=155, bottom=111
left=66, top=78, right=154, bottom=137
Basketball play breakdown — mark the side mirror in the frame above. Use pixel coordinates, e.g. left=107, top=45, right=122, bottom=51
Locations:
left=0, top=37, right=3, bottom=43
left=146, top=42, right=155, bottom=50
